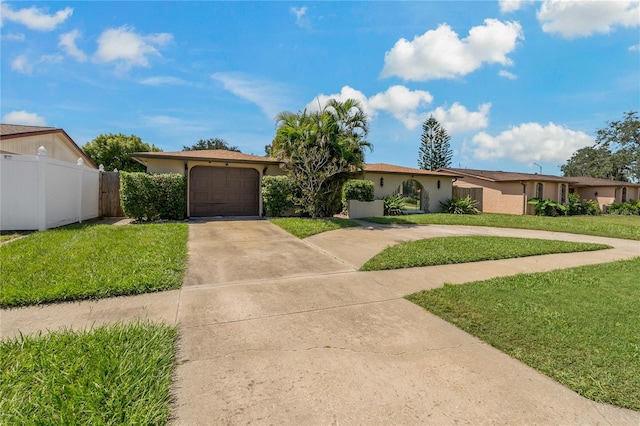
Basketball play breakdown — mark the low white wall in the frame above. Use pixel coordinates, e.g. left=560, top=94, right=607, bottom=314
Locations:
left=347, top=199, right=384, bottom=219
left=0, top=148, right=99, bottom=231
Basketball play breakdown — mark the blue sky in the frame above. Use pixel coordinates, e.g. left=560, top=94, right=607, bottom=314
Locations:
left=2, top=1, right=639, bottom=174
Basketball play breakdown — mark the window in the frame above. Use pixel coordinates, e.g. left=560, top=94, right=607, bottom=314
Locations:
left=622, top=187, right=627, bottom=203
left=560, top=184, right=567, bottom=204
left=535, top=182, right=543, bottom=199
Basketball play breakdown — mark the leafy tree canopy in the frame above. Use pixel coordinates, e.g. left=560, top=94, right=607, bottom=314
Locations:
left=563, top=111, right=639, bottom=182
left=82, top=133, right=161, bottom=172
left=418, top=116, right=452, bottom=171
left=182, top=138, right=240, bottom=152
left=271, top=98, right=372, bottom=218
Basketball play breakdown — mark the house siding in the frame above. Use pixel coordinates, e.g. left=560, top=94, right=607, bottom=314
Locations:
left=363, top=172, right=453, bottom=213
left=455, top=177, right=526, bottom=215
left=1, top=133, right=90, bottom=165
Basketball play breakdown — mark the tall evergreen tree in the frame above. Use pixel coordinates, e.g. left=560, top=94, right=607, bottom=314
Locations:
left=418, top=116, right=452, bottom=170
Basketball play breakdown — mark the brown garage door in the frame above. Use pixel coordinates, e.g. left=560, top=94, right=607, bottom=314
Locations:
left=190, top=166, right=259, bottom=216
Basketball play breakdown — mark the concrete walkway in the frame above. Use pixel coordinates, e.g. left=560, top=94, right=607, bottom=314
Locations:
left=2, top=220, right=639, bottom=425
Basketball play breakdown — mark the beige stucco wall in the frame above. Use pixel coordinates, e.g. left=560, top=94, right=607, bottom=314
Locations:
left=362, top=172, right=453, bottom=213
left=455, top=177, right=526, bottom=215
left=1, top=133, right=90, bottom=166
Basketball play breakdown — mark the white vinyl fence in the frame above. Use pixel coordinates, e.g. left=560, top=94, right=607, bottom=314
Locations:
left=0, top=147, right=100, bottom=231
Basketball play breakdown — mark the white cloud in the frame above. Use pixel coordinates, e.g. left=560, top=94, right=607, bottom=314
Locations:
left=306, top=85, right=372, bottom=115
left=11, top=54, right=32, bottom=74
left=140, top=76, right=188, bottom=86
left=381, top=19, right=523, bottom=81
left=212, top=72, right=292, bottom=119
left=2, top=110, right=47, bottom=126
left=630, top=44, right=640, bottom=52
left=0, top=4, right=72, bottom=31
left=1, top=32, right=25, bottom=41
left=472, top=122, right=593, bottom=163
left=306, top=85, right=486, bottom=132
left=429, top=103, right=491, bottom=134
left=94, top=26, right=173, bottom=71
left=59, top=29, right=87, bottom=62
left=369, top=85, right=433, bottom=129
left=537, top=0, right=640, bottom=38
left=290, top=6, right=311, bottom=29
left=498, top=69, right=517, bottom=79
left=499, top=0, right=534, bottom=13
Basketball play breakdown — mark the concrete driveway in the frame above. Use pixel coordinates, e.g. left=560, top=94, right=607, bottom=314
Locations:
left=2, top=219, right=639, bottom=424
left=171, top=220, right=640, bottom=425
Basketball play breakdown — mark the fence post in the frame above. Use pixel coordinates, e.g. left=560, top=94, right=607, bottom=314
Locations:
left=37, top=146, right=47, bottom=231
left=77, top=158, right=84, bottom=223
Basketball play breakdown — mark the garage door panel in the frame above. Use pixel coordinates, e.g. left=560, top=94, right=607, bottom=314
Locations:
left=189, top=166, right=259, bottom=216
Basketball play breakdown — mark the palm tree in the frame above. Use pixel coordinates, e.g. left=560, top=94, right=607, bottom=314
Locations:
left=270, top=98, right=372, bottom=217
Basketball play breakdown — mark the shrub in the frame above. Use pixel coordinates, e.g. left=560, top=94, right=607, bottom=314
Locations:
left=566, top=193, right=583, bottom=215
left=528, top=198, right=568, bottom=216
left=582, top=199, right=601, bottom=215
left=607, top=199, right=639, bottom=215
left=382, top=194, right=405, bottom=216
left=440, top=196, right=480, bottom=215
left=342, top=179, right=374, bottom=212
left=120, top=172, right=186, bottom=221
left=262, top=175, right=296, bottom=217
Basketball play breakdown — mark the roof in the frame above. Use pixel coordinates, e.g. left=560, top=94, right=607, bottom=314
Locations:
left=568, top=176, right=640, bottom=187
left=439, top=167, right=577, bottom=183
left=0, top=124, right=58, bottom=136
left=0, top=123, right=96, bottom=168
left=364, top=163, right=460, bottom=177
left=131, top=150, right=282, bottom=165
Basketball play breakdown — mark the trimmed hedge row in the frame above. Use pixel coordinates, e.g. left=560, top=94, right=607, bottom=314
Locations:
left=120, top=172, right=186, bottom=221
left=341, top=179, right=374, bottom=212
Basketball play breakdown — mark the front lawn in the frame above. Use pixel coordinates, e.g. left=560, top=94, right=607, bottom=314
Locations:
left=0, top=321, right=177, bottom=424
left=0, top=223, right=188, bottom=307
left=362, top=213, right=640, bottom=241
left=269, top=217, right=360, bottom=238
left=407, top=257, right=640, bottom=411
left=360, top=236, right=610, bottom=271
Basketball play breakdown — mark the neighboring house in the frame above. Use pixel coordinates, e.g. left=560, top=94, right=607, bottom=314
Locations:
left=131, top=151, right=459, bottom=217
left=438, top=168, right=640, bottom=215
left=1, top=123, right=99, bottom=230
left=0, top=124, right=96, bottom=168
left=568, top=176, right=640, bottom=211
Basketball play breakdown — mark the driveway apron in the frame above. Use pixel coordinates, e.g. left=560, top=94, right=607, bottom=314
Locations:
left=172, top=220, right=640, bottom=425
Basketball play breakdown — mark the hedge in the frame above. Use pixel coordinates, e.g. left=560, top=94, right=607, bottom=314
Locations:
left=342, top=179, right=374, bottom=212
left=120, top=172, right=186, bottom=221
left=262, top=175, right=296, bottom=217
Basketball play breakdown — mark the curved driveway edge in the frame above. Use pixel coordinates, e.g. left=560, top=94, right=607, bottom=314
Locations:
left=172, top=220, right=640, bottom=425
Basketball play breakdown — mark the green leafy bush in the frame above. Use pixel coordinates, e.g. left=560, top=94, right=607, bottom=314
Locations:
left=342, top=179, right=374, bottom=212
left=120, top=172, right=186, bottom=221
left=382, top=194, right=405, bottom=216
left=528, top=198, right=568, bottom=216
left=566, top=193, right=583, bottom=215
left=262, top=175, right=296, bottom=217
left=607, top=199, right=639, bottom=215
left=440, top=196, right=480, bottom=215
left=582, top=199, right=601, bottom=215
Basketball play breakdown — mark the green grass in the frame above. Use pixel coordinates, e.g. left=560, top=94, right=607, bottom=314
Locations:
left=362, top=213, right=640, bottom=240
left=406, top=257, right=640, bottom=411
left=0, top=321, right=177, bottom=425
left=269, top=217, right=360, bottom=238
left=360, top=236, right=611, bottom=271
left=0, top=223, right=188, bottom=307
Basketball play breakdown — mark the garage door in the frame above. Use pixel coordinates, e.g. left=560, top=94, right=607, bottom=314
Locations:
left=190, top=166, right=259, bottom=216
